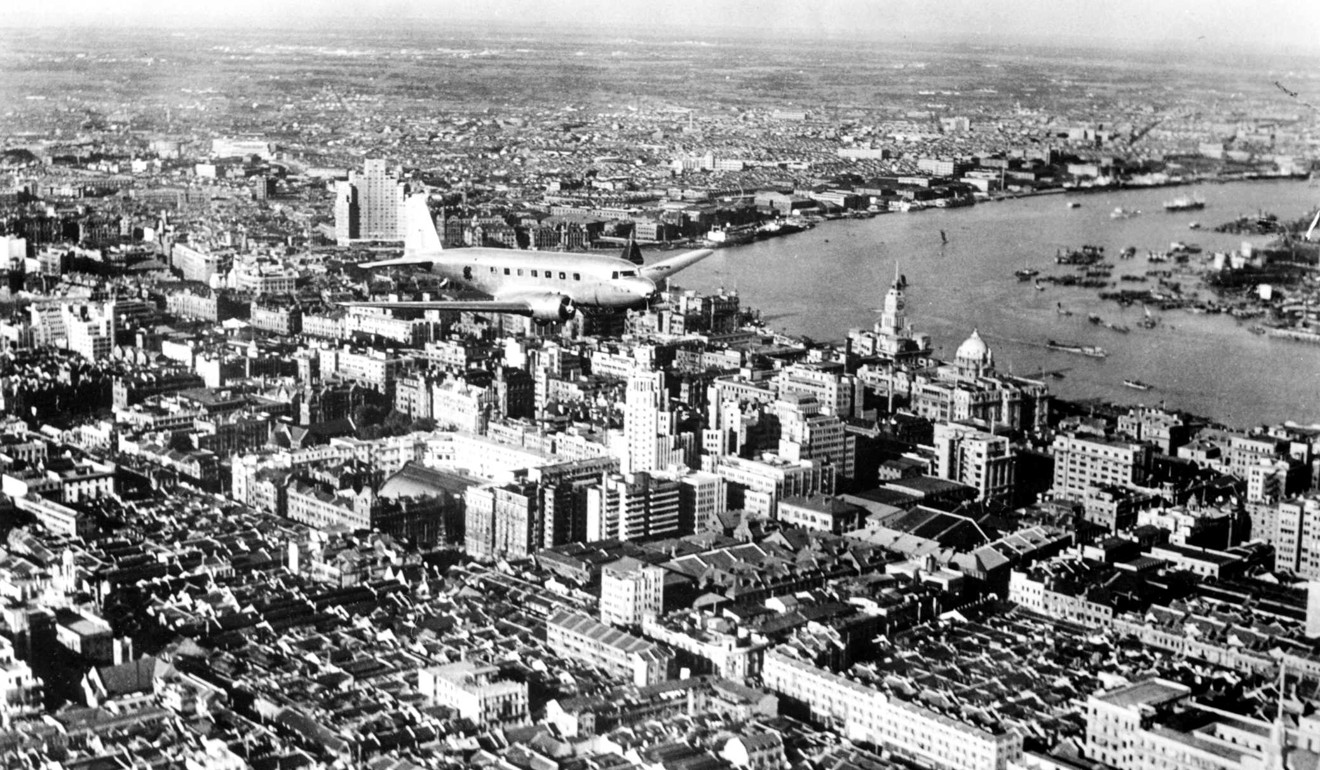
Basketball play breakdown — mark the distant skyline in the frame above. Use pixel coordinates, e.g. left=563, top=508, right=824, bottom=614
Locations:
left=8, top=0, right=1320, bottom=53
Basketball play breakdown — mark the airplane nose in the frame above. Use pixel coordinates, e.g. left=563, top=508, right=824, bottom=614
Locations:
left=630, top=277, right=658, bottom=298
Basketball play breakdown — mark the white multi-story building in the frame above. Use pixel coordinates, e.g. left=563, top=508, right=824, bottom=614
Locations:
left=1276, top=494, right=1320, bottom=578
left=774, top=394, right=855, bottom=482
left=432, top=378, right=494, bottom=435
left=761, top=650, right=1022, bottom=770
left=1051, top=433, right=1153, bottom=501
left=64, top=304, right=114, bottom=362
left=546, top=610, right=671, bottom=687
left=680, top=471, right=727, bottom=533
left=585, top=472, right=681, bottom=542
left=933, top=421, right=1016, bottom=504
left=1084, top=678, right=1299, bottom=770
left=715, top=455, right=833, bottom=520
left=418, top=661, right=528, bottom=728
left=621, top=371, right=694, bottom=475
left=0, top=636, right=41, bottom=713
left=423, top=432, right=553, bottom=483
left=318, top=346, right=411, bottom=396
left=172, top=243, right=223, bottom=284
left=775, top=363, right=857, bottom=418
left=600, top=556, right=665, bottom=628
left=336, top=159, right=408, bottom=244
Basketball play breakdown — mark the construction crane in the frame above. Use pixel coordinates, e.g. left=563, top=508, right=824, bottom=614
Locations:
left=1129, top=118, right=1164, bottom=145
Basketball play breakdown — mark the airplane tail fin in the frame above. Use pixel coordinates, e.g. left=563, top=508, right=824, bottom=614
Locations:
left=622, top=232, right=644, bottom=265
left=404, top=194, right=443, bottom=256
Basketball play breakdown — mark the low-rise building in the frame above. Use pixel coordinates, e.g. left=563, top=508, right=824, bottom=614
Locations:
left=417, top=661, right=528, bottom=728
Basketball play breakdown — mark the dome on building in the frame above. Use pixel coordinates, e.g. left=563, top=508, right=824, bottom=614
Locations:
left=954, top=329, right=993, bottom=374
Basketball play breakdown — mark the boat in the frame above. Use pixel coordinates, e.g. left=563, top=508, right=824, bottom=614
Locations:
left=703, top=225, right=756, bottom=247
left=1106, top=322, right=1130, bottom=334
left=1188, top=221, right=1202, bottom=230
left=1056, top=245, right=1105, bottom=265
left=1111, top=207, right=1141, bottom=219
left=1015, top=267, right=1040, bottom=281
left=754, top=219, right=809, bottom=239
left=1120, top=246, right=1137, bottom=260
left=1047, top=340, right=1107, bottom=358
left=1088, top=314, right=1103, bottom=325
left=1123, top=379, right=1154, bottom=391
left=1056, top=303, right=1073, bottom=317
left=1066, top=201, right=1081, bottom=209
left=1163, top=195, right=1205, bottom=211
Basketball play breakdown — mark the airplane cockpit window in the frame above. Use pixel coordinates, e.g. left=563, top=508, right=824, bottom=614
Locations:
left=611, top=271, right=619, bottom=280
left=619, top=270, right=637, bottom=277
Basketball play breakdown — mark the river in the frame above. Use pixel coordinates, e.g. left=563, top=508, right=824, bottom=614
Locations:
left=678, top=179, right=1320, bottom=429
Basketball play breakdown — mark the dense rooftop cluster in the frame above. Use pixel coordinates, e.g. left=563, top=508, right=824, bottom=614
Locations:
left=0, top=19, right=1318, bottom=770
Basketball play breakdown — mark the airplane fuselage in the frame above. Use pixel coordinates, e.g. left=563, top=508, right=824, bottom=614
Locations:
left=418, top=248, right=656, bottom=309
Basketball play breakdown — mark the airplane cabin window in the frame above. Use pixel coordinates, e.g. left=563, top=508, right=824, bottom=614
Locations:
left=531, top=270, right=538, bottom=277
left=517, top=269, right=523, bottom=276
left=573, top=273, right=580, bottom=281
left=503, top=268, right=510, bottom=275
left=559, top=272, right=566, bottom=280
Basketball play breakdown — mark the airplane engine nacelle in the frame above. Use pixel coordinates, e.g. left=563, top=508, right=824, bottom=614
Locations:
left=527, top=295, right=576, bottom=323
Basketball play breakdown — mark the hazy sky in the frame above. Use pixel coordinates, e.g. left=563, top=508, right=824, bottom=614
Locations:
left=9, top=0, right=1320, bottom=52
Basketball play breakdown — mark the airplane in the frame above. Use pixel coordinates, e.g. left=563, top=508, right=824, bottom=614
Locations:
left=348, top=195, right=714, bottom=323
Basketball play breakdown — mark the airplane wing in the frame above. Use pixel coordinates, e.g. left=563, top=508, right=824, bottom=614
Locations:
left=357, top=254, right=439, bottom=270
left=639, top=248, right=714, bottom=282
left=343, top=292, right=576, bottom=322
left=346, top=299, right=533, bottom=313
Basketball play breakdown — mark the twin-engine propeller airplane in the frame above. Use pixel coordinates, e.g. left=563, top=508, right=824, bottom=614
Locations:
left=349, top=195, right=714, bottom=323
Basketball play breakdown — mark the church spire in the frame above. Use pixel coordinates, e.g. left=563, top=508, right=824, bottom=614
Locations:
left=1268, top=663, right=1289, bottom=770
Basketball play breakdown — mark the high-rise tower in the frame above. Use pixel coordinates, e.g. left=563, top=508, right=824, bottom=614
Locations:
left=335, top=159, right=408, bottom=244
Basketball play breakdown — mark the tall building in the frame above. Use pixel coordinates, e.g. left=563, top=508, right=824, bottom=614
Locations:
left=333, top=181, right=358, bottom=245
left=847, top=271, right=933, bottom=366
left=1051, top=433, right=1153, bottom=502
left=932, top=422, right=1016, bottom=505
left=586, top=472, right=682, bottom=542
left=600, top=556, right=665, bottom=628
left=679, top=471, right=727, bottom=533
left=335, top=159, right=408, bottom=244
left=715, top=455, right=834, bottom=520
left=1275, top=494, right=1320, bottom=578
left=464, top=481, right=539, bottom=562
left=774, top=394, right=855, bottom=483
left=621, top=371, right=695, bottom=475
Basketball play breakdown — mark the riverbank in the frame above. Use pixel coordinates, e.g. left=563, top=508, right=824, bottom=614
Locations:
left=678, top=177, right=1320, bottom=428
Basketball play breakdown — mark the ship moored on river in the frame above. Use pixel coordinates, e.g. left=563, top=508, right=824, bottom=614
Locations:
left=1046, top=340, right=1108, bottom=358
